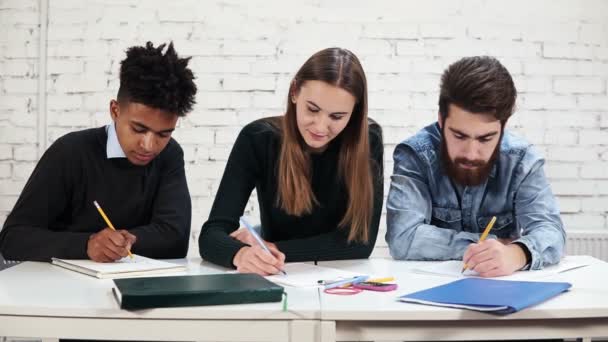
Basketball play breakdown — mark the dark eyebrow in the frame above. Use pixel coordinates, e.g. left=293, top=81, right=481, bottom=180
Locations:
left=448, top=127, right=498, bottom=140
left=448, top=127, right=470, bottom=138
left=306, top=101, right=320, bottom=110
left=477, top=132, right=499, bottom=140
left=132, top=121, right=174, bottom=134
left=306, top=100, right=349, bottom=115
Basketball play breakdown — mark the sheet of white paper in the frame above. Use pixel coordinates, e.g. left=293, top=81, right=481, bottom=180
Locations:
left=411, top=257, right=590, bottom=281
left=266, top=262, right=365, bottom=288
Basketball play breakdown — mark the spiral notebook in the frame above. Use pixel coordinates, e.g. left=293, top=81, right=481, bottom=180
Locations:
left=51, top=254, right=186, bottom=279
left=0, top=254, right=21, bottom=272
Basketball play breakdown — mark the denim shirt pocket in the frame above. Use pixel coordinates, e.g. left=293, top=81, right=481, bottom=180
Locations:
left=477, top=213, right=515, bottom=238
left=431, top=207, right=462, bottom=230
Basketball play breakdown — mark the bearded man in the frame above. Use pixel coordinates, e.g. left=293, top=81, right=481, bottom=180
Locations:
left=386, top=56, right=565, bottom=277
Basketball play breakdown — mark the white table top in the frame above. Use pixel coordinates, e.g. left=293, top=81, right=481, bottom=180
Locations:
left=317, top=255, right=608, bottom=321
left=2, top=256, right=607, bottom=323
left=0, top=258, right=319, bottom=320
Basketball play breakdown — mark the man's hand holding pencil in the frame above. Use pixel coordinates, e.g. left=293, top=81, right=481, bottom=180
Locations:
left=462, top=216, right=528, bottom=277
left=88, top=200, right=136, bottom=263
left=87, top=227, right=136, bottom=263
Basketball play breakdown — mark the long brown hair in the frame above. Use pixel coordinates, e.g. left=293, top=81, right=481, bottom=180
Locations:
left=275, top=47, right=373, bottom=243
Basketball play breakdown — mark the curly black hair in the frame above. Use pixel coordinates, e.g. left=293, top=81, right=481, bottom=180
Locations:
left=117, top=41, right=197, bottom=117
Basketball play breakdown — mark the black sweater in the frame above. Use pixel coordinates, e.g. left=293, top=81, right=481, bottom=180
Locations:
left=199, top=117, right=384, bottom=268
left=0, top=127, right=191, bottom=261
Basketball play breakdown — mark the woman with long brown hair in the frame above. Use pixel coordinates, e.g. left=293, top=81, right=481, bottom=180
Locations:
left=199, top=48, right=384, bottom=275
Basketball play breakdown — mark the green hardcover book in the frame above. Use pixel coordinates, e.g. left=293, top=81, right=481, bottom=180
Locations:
left=112, top=273, right=284, bottom=310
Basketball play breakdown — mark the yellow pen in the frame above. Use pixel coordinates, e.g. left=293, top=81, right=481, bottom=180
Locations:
left=461, top=216, right=496, bottom=273
left=93, top=200, right=133, bottom=259
left=366, top=277, right=395, bottom=283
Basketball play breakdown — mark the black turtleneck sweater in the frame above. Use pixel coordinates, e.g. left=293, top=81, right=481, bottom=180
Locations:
left=0, top=127, right=191, bottom=261
left=199, top=117, right=384, bottom=268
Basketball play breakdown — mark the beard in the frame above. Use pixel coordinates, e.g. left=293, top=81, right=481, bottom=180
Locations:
left=440, top=128, right=501, bottom=187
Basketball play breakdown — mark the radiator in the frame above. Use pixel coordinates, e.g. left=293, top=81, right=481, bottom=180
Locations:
left=567, top=230, right=608, bottom=262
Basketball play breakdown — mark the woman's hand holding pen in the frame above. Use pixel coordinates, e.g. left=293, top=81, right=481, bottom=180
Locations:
left=233, top=244, right=286, bottom=276
left=230, top=223, right=286, bottom=275
left=87, top=228, right=136, bottom=262
left=462, top=239, right=527, bottom=277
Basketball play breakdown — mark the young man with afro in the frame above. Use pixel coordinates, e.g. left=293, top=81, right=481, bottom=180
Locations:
left=0, top=41, right=197, bottom=262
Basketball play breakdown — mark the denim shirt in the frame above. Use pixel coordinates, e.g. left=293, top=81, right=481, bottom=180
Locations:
left=386, top=123, right=566, bottom=270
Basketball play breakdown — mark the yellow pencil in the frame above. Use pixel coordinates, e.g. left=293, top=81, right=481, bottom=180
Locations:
left=366, top=277, right=395, bottom=283
left=93, top=200, right=133, bottom=259
left=461, top=216, right=496, bottom=273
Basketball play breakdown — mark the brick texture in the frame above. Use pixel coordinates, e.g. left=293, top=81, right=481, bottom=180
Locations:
left=1, top=0, right=607, bottom=258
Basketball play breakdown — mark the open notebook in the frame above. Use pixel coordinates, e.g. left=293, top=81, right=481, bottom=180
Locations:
left=411, top=258, right=590, bottom=281
left=51, top=254, right=186, bottom=279
left=266, top=263, right=366, bottom=287
left=399, top=278, right=572, bottom=314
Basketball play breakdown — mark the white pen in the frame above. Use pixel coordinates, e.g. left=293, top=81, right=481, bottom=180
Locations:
left=239, top=217, right=287, bottom=275
left=323, top=275, right=369, bottom=290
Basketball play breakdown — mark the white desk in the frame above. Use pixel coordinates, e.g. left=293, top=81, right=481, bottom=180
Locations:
left=0, top=259, right=320, bottom=341
left=318, top=256, right=608, bottom=342
left=3, top=256, right=608, bottom=342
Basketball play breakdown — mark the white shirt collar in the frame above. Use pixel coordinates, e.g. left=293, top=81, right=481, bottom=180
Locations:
left=106, top=124, right=127, bottom=159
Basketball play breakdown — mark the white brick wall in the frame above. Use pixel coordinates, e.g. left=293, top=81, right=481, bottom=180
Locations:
left=1, top=0, right=608, bottom=258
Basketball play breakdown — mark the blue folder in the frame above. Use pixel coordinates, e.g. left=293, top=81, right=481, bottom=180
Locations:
left=399, top=278, right=572, bottom=314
